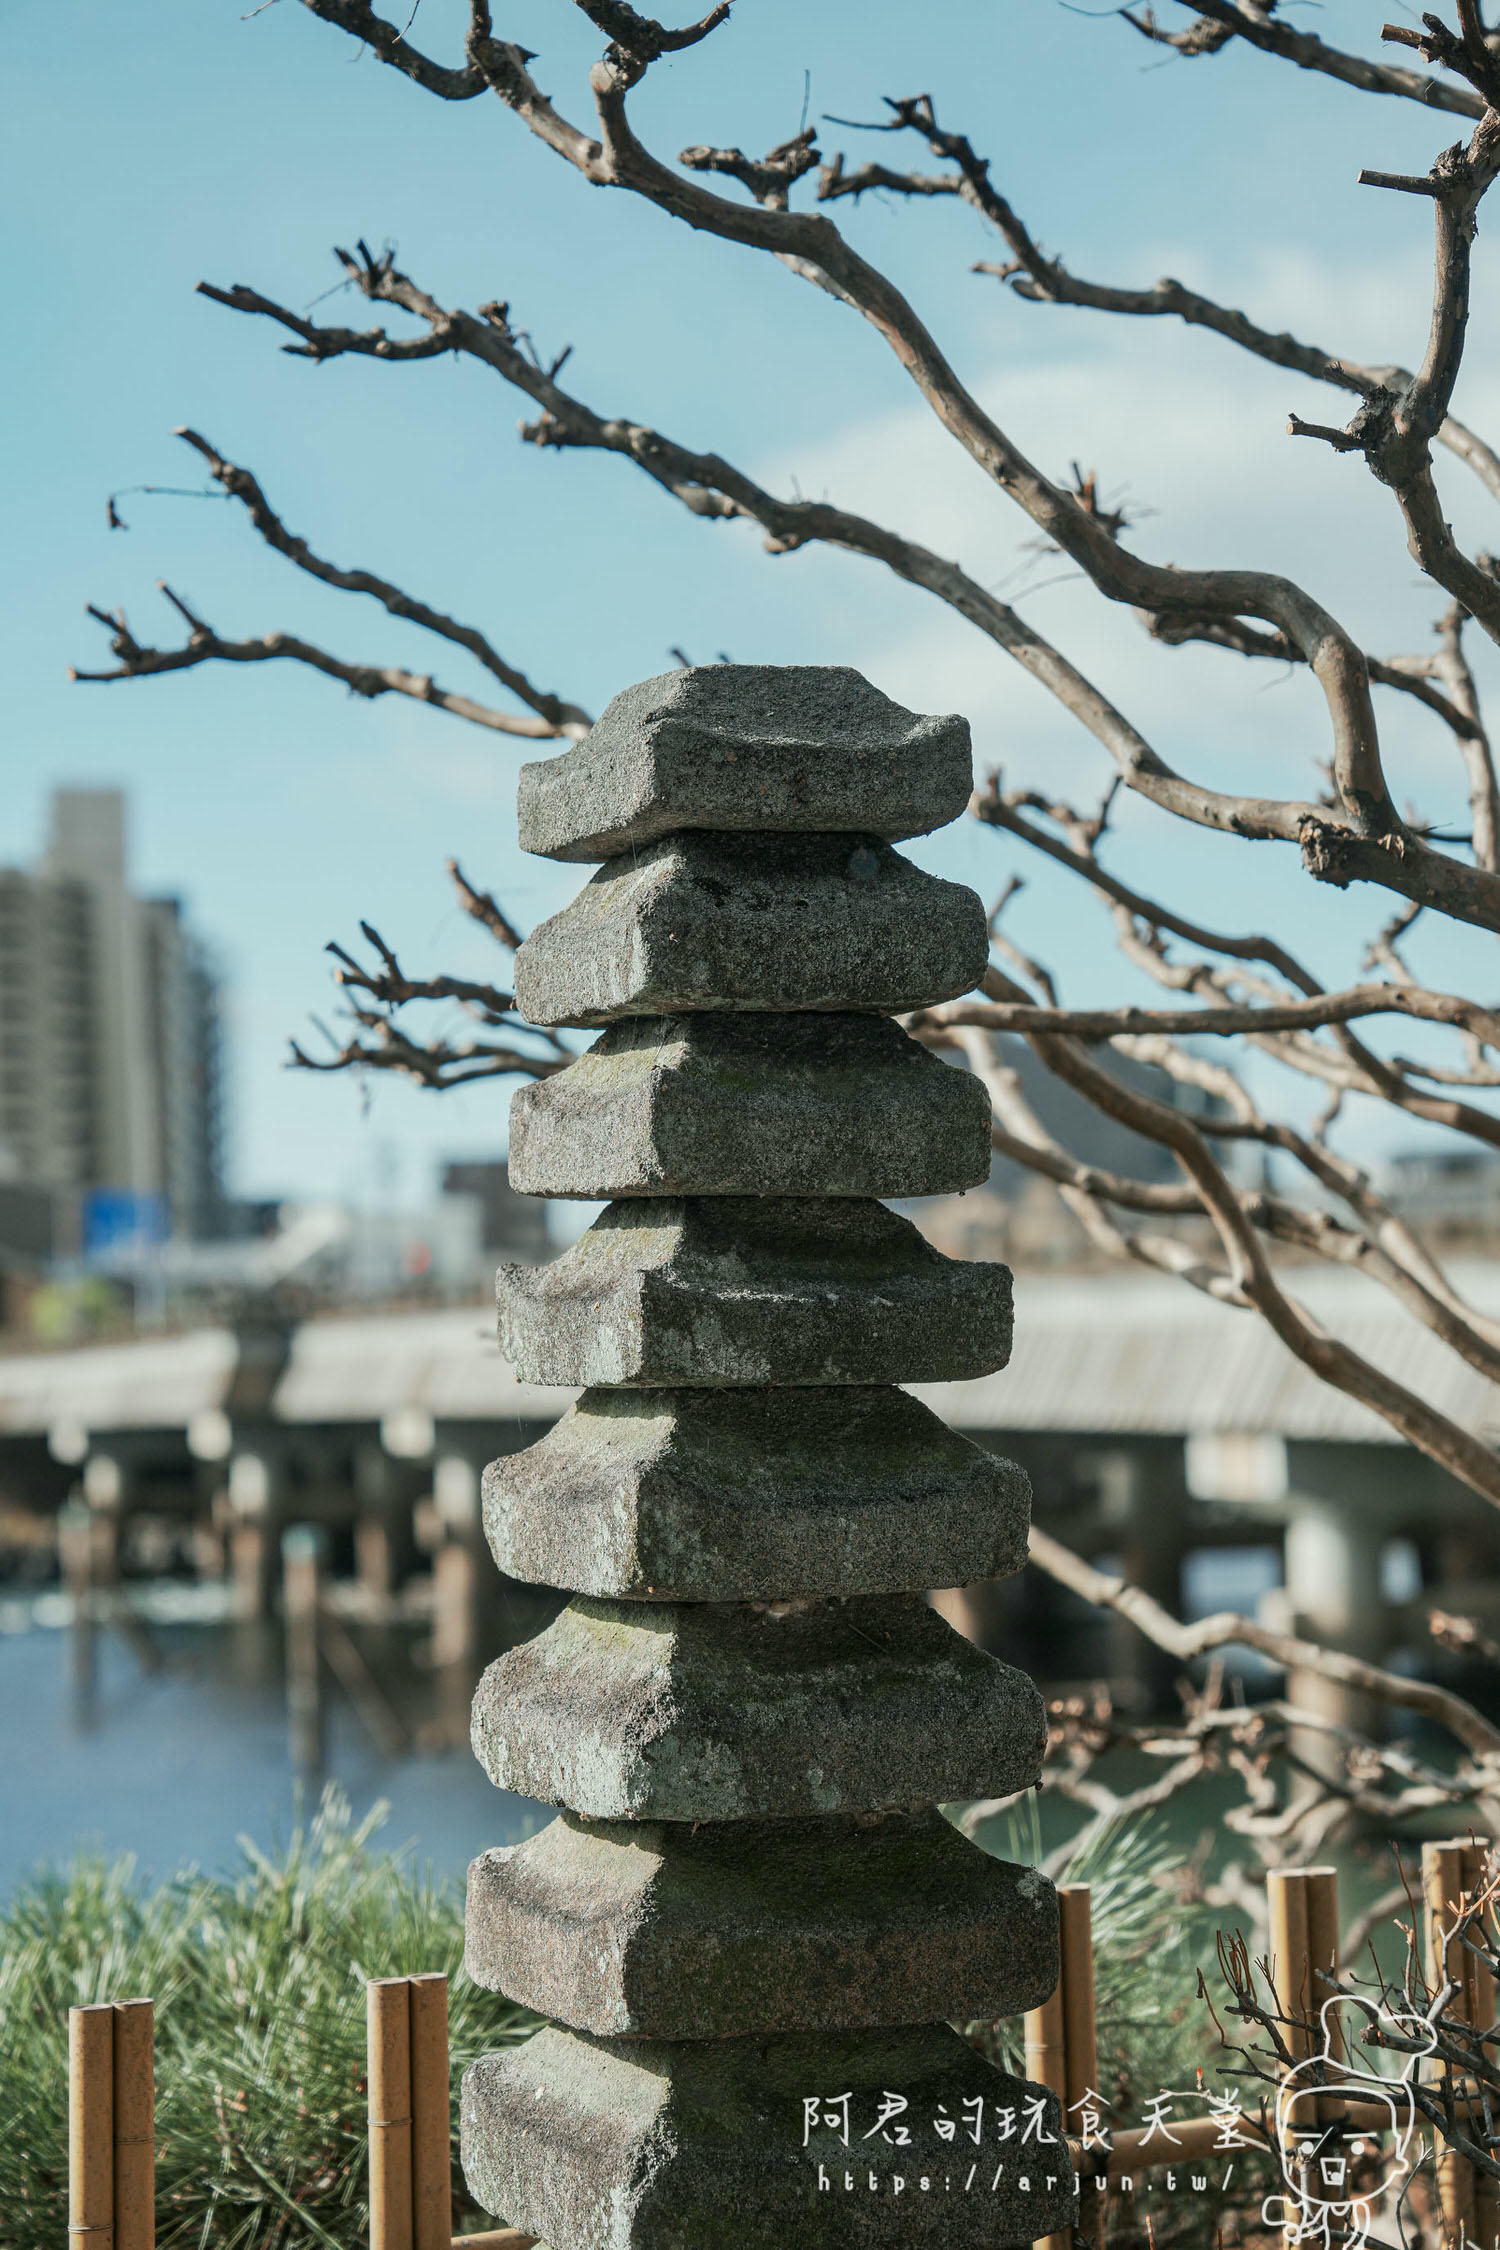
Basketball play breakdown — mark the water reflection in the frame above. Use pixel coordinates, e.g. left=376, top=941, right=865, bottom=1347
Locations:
left=0, top=1593, right=546, bottom=1895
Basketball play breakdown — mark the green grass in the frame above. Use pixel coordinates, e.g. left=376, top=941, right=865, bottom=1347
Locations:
left=2, top=1789, right=1270, bottom=2250
left=0, top=1789, right=533, bottom=2250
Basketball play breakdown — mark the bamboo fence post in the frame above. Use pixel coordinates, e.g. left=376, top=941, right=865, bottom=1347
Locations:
left=1427, top=1840, right=1484, bottom=2248
left=1058, top=1887, right=1099, bottom=2118
left=409, top=1975, right=453, bottom=2250
left=1024, top=1969, right=1067, bottom=2104
left=69, top=2003, right=115, bottom=2250
left=1425, top=1839, right=1479, bottom=2247
left=1026, top=1906, right=1072, bottom=2250
left=1059, top=1884, right=1103, bottom=2248
left=1462, top=1841, right=1500, bottom=2250
left=111, top=2000, right=154, bottom=2250
left=369, top=1979, right=415, bottom=2250
left=1267, top=1870, right=1313, bottom=2069
left=1267, top=1869, right=1315, bottom=2244
left=1303, top=1865, right=1342, bottom=2130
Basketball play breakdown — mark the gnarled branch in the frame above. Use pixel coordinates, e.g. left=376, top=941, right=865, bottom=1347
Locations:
left=70, top=589, right=556, bottom=736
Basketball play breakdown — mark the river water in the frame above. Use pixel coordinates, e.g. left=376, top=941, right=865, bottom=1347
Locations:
left=0, top=1592, right=544, bottom=1898
left=1, top=1557, right=1418, bottom=1917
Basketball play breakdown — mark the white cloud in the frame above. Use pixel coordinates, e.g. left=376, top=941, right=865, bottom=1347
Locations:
left=750, top=239, right=1500, bottom=818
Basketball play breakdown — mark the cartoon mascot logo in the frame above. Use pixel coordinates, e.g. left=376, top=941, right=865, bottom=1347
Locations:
left=1261, top=1995, right=1436, bottom=2249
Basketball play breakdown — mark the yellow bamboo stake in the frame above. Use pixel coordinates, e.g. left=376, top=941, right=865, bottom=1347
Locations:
left=410, top=1975, right=452, bottom=2250
left=1461, top=1842, right=1496, bottom=2060
left=69, top=2003, right=115, bottom=2250
left=1426, top=1839, right=1479, bottom=2246
left=1302, top=1870, right=1340, bottom=2050
left=1267, top=1870, right=1314, bottom=2245
left=1024, top=1975, right=1067, bottom=2102
left=1267, top=1870, right=1312, bottom=2065
left=1059, top=1886, right=1099, bottom=2116
left=1027, top=1908, right=1071, bottom=2250
left=111, top=2001, right=154, bottom=2250
left=1059, top=1884, right=1104, bottom=2249
left=369, top=1979, right=415, bottom=2250
left=1303, top=1866, right=1342, bottom=2129
left=1461, top=1841, right=1500, bottom=2250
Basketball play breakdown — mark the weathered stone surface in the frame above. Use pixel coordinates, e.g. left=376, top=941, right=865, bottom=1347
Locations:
left=517, top=664, right=974, bottom=863
left=507, top=1013, right=991, bottom=1201
left=462, top=2022, right=1073, bottom=2249
left=467, top=663, right=1063, bottom=2248
left=469, top=1593, right=1045, bottom=1820
left=464, top=1809, right=1058, bottom=2037
left=513, top=834, right=988, bottom=1026
left=483, top=1386, right=1030, bottom=1601
left=497, top=1198, right=1013, bottom=1389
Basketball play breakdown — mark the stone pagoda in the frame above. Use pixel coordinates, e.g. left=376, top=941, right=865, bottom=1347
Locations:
left=460, top=666, right=1072, bottom=2248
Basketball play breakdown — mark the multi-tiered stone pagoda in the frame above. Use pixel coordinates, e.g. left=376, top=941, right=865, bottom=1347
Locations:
left=460, top=666, right=1073, bottom=2248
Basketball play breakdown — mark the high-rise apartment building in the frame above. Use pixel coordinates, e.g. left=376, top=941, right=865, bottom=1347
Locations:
left=0, top=790, right=226, bottom=1249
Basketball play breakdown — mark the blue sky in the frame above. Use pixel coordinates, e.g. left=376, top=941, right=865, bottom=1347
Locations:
left=5, top=1, right=1496, bottom=1205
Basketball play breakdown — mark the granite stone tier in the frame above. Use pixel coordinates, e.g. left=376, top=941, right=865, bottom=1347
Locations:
left=512, top=833, right=988, bottom=1026
left=482, top=1385, right=1030, bottom=1602
left=464, top=1809, right=1057, bottom=2038
left=469, top=1594, right=1045, bottom=1821
left=506, top=1013, right=992, bottom=1200
left=497, top=1197, right=1013, bottom=1389
left=462, top=2024, right=1073, bottom=2250
left=462, top=664, right=1069, bottom=2250
left=517, top=663, right=973, bottom=862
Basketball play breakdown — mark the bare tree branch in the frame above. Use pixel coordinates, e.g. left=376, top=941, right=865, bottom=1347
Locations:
left=289, top=1020, right=561, bottom=1087
left=973, top=782, right=1500, bottom=1153
left=924, top=982, right=1500, bottom=1049
left=172, top=428, right=592, bottom=736
left=1027, top=1524, right=1500, bottom=1757
left=1294, top=113, right=1500, bottom=651
left=821, top=91, right=1500, bottom=508
left=1122, top=3, right=1485, bottom=118
left=289, top=860, right=568, bottom=1090
left=70, top=590, right=560, bottom=735
left=203, top=242, right=1500, bottom=928
left=1433, top=601, right=1500, bottom=870
left=448, top=857, right=526, bottom=951
left=933, top=1014, right=1500, bottom=1391
left=1148, top=610, right=1493, bottom=753
left=680, top=126, right=818, bottom=210
left=975, top=959, right=1500, bottom=1506
left=295, top=0, right=490, bottom=99
left=264, top=8, right=1500, bottom=933
left=326, top=926, right=516, bottom=1023
left=85, top=0, right=1500, bottom=1528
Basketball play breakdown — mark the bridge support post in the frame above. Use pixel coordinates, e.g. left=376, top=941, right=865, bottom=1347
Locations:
left=1284, top=1491, right=1384, bottom=1747
left=226, top=1446, right=282, bottom=1625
